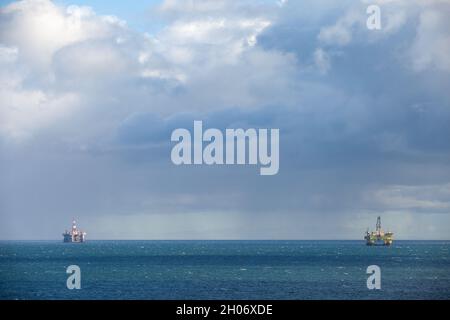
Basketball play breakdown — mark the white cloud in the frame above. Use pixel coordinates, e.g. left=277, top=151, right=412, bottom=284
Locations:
left=318, top=8, right=362, bottom=46
left=1, top=0, right=448, bottom=143
left=158, top=0, right=229, bottom=15
left=0, top=0, right=134, bottom=141
left=156, top=16, right=272, bottom=67
left=313, top=48, right=330, bottom=74
left=0, top=0, right=296, bottom=142
left=0, top=43, right=79, bottom=141
left=317, top=2, right=407, bottom=46
left=0, top=0, right=127, bottom=70
left=317, top=0, right=450, bottom=74
left=372, top=184, right=450, bottom=211
left=0, top=88, right=79, bottom=141
left=410, top=8, right=450, bottom=72
left=0, top=45, right=18, bottom=64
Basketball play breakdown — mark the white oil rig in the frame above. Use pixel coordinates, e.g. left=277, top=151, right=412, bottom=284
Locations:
left=63, top=219, right=86, bottom=243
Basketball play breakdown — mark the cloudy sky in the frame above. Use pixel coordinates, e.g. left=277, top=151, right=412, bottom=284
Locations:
left=0, top=0, right=449, bottom=240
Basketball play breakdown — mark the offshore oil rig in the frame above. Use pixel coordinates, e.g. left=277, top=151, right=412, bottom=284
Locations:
left=365, top=216, right=393, bottom=246
left=63, top=219, right=86, bottom=243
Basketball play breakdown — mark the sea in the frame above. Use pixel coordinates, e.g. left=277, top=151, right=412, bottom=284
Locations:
left=0, top=240, right=449, bottom=300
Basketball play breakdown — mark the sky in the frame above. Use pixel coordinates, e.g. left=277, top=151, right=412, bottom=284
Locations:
left=0, top=0, right=450, bottom=240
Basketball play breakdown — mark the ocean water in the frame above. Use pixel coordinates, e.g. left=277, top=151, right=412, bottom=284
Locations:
left=0, top=240, right=449, bottom=300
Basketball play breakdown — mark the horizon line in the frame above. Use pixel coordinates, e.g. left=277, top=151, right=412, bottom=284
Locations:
left=1, top=239, right=450, bottom=241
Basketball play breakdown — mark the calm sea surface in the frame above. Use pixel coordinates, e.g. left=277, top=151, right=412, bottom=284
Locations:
left=0, top=240, right=449, bottom=299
